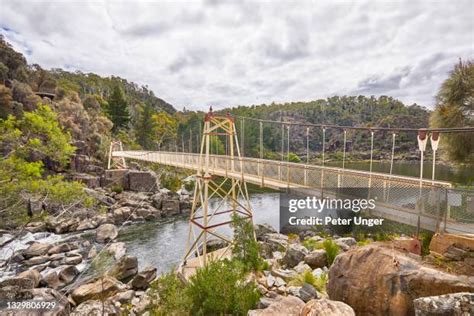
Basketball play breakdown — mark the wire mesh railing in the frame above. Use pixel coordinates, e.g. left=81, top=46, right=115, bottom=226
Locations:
left=113, top=150, right=473, bottom=234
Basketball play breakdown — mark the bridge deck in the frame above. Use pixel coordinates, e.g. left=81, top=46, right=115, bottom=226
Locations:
left=113, top=151, right=473, bottom=234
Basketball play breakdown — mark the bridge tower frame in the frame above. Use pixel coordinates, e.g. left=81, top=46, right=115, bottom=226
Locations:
left=183, top=109, right=254, bottom=267
left=107, top=140, right=127, bottom=169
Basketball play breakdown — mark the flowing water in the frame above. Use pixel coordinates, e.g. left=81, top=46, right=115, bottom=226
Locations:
left=118, top=193, right=280, bottom=275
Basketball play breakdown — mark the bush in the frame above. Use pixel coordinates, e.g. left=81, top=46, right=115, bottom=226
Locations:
left=322, top=239, right=340, bottom=266
left=149, top=272, right=191, bottom=316
left=111, top=184, right=123, bottom=194
left=231, top=214, right=264, bottom=272
left=186, top=259, right=260, bottom=315
left=302, top=238, right=319, bottom=251
left=289, top=271, right=328, bottom=293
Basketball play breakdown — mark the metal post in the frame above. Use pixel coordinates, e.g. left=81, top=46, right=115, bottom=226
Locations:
left=259, top=121, right=263, bottom=159
left=241, top=118, right=245, bottom=157
left=369, top=130, right=374, bottom=173
left=287, top=125, right=290, bottom=189
left=416, top=130, right=428, bottom=236
left=342, top=129, right=347, bottom=169
left=390, top=133, right=396, bottom=175
left=322, top=127, right=326, bottom=166
left=306, top=127, right=310, bottom=164
left=189, top=129, right=193, bottom=153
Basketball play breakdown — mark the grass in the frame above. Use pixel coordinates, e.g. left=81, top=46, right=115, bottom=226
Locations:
left=288, top=271, right=328, bottom=293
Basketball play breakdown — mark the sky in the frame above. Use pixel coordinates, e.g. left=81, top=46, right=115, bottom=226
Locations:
left=0, top=0, right=473, bottom=111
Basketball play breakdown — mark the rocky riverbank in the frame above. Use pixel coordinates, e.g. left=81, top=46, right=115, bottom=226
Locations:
left=1, top=219, right=473, bottom=315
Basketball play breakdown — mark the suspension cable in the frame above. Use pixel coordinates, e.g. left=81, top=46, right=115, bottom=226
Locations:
left=234, top=115, right=474, bottom=133
left=390, top=133, right=396, bottom=175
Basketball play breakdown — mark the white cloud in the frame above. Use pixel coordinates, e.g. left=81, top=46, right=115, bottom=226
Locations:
left=1, top=0, right=473, bottom=110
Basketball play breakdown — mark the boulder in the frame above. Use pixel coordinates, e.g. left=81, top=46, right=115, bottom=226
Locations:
left=95, top=223, right=118, bottom=243
left=283, top=244, right=308, bottom=268
left=128, top=170, right=159, bottom=192
left=327, top=244, right=474, bottom=315
left=261, top=233, right=289, bottom=252
left=304, top=249, right=328, bottom=269
left=72, top=173, right=100, bottom=188
left=107, top=255, right=138, bottom=281
left=41, top=271, right=61, bottom=289
left=76, top=219, right=98, bottom=231
left=248, top=296, right=305, bottom=316
left=71, top=276, right=124, bottom=304
left=107, top=242, right=127, bottom=260
left=113, top=207, right=131, bottom=224
left=301, top=299, right=355, bottom=316
left=413, top=292, right=474, bottom=315
left=271, top=268, right=298, bottom=281
left=84, top=187, right=116, bottom=206
left=64, top=255, right=82, bottom=265
left=130, top=266, right=157, bottom=290
left=24, top=255, right=49, bottom=266
left=58, top=265, right=79, bottom=285
left=111, top=289, right=135, bottom=304
left=0, top=277, right=34, bottom=300
left=31, top=288, right=70, bottom=314
left=71, top=299, right=121, bottom=316
left=161, top=199, right=180, bottom=215
left=102, top=169, right=129, bottom=190
left=299, top=283, right=319, bottom=302
left=18, top=269, right=41, bottom=287
left=255, top=223, right=277, bottom=240
left=48, top=243, right=77, bottom=255
left=23, top=242, right=51, bottom=258
left=294, top=261, right=312, bottom=274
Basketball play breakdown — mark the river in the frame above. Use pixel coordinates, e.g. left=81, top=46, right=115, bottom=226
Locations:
left=117, top=193, right=281, bottom=275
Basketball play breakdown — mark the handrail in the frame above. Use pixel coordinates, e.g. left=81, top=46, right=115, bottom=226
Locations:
left=112, top=150, right=452, bottom=188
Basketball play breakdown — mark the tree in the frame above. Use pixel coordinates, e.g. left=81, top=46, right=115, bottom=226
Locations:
left=0, top=105, right=90, bottom=227
left=152, top=111, right=178, bottom=149
left=107, top=85, right=130, bottom=133
left=430, top=59, right=474, bottom=162
left=135, top=102, right=156, bottom=149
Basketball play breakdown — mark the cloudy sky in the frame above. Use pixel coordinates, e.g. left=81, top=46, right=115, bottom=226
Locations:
left=1, top=0, right=473, bottom=110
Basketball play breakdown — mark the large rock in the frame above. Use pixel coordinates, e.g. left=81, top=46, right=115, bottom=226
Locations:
left=107, top=242, right=127, bottom=260
left=0, top=277, right=34, bottom=300
left=58, top=265, right=79, bottom=285
left=128, top=170, right=159, bottom=192
left=283, top=244, right=308, bottom=268
left=255, top=224, right=277, bottom=240
left=304, top=249, right=327, bottom=269
left=107, top=255, right=138, bottom=281
left=261, top=233, right=289, bottom=252
left=301, top=299, right=355, bottom=316
left=112, top=207, right=131, bottom=224
left=413, top=292, right=474, bottom=315
left=71, top=276, right=124, bottom=304
left=48, top=243, right=78, bottom=255
left=23, top=242, right=51, bottom=258
left=327, top=244, right=474, bottom=315
left=18, top=269, right=41, bottom=287
left=248, top=296, right=305, bottom=316
left=31, top=287, right=70, bottom=315
left=130, top=266, right=157, bottom=290
left=161, top=199, right=180, bottom=215
left=71, top=299, right=121, bottom=316
left=299, top=283, right=319, bottom=302
left=41, top=271, right=61, bottom=289
left=84, top=187, right=115, bottom=206
left=95, top=223, right=118, bottom=243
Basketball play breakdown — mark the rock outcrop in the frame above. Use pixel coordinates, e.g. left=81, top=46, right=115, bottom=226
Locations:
left=327, top=244, right=474, bottom=315
left=413, top=292, right=474, bottom=316
left=301, top=299, right=355, bottom=316
left=248, top=296, right=305, bottom=316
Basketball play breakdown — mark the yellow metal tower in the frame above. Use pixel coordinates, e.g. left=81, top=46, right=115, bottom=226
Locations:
left=182, top=109, right=254, bottom=267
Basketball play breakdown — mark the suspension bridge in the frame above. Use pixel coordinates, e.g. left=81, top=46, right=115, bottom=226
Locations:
left=108, top=109, right=474, bottom=271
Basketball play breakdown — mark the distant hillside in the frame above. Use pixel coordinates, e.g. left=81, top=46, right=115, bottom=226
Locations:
left=0, top=35, right=175, bottom=158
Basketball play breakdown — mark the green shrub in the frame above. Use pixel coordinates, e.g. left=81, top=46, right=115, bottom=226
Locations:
left=231, top=214, right=264, bottom=272
left=149, top=272, right=191, bottom=316
left=322, top=239, right=340, bottom=265
left=302, top=238, right=320, bottom=251
left=289, top=271, right=328, bottom=293
left=185, top=259, right=260, bottom=315
left=111, top=184, right=123, bottom=194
